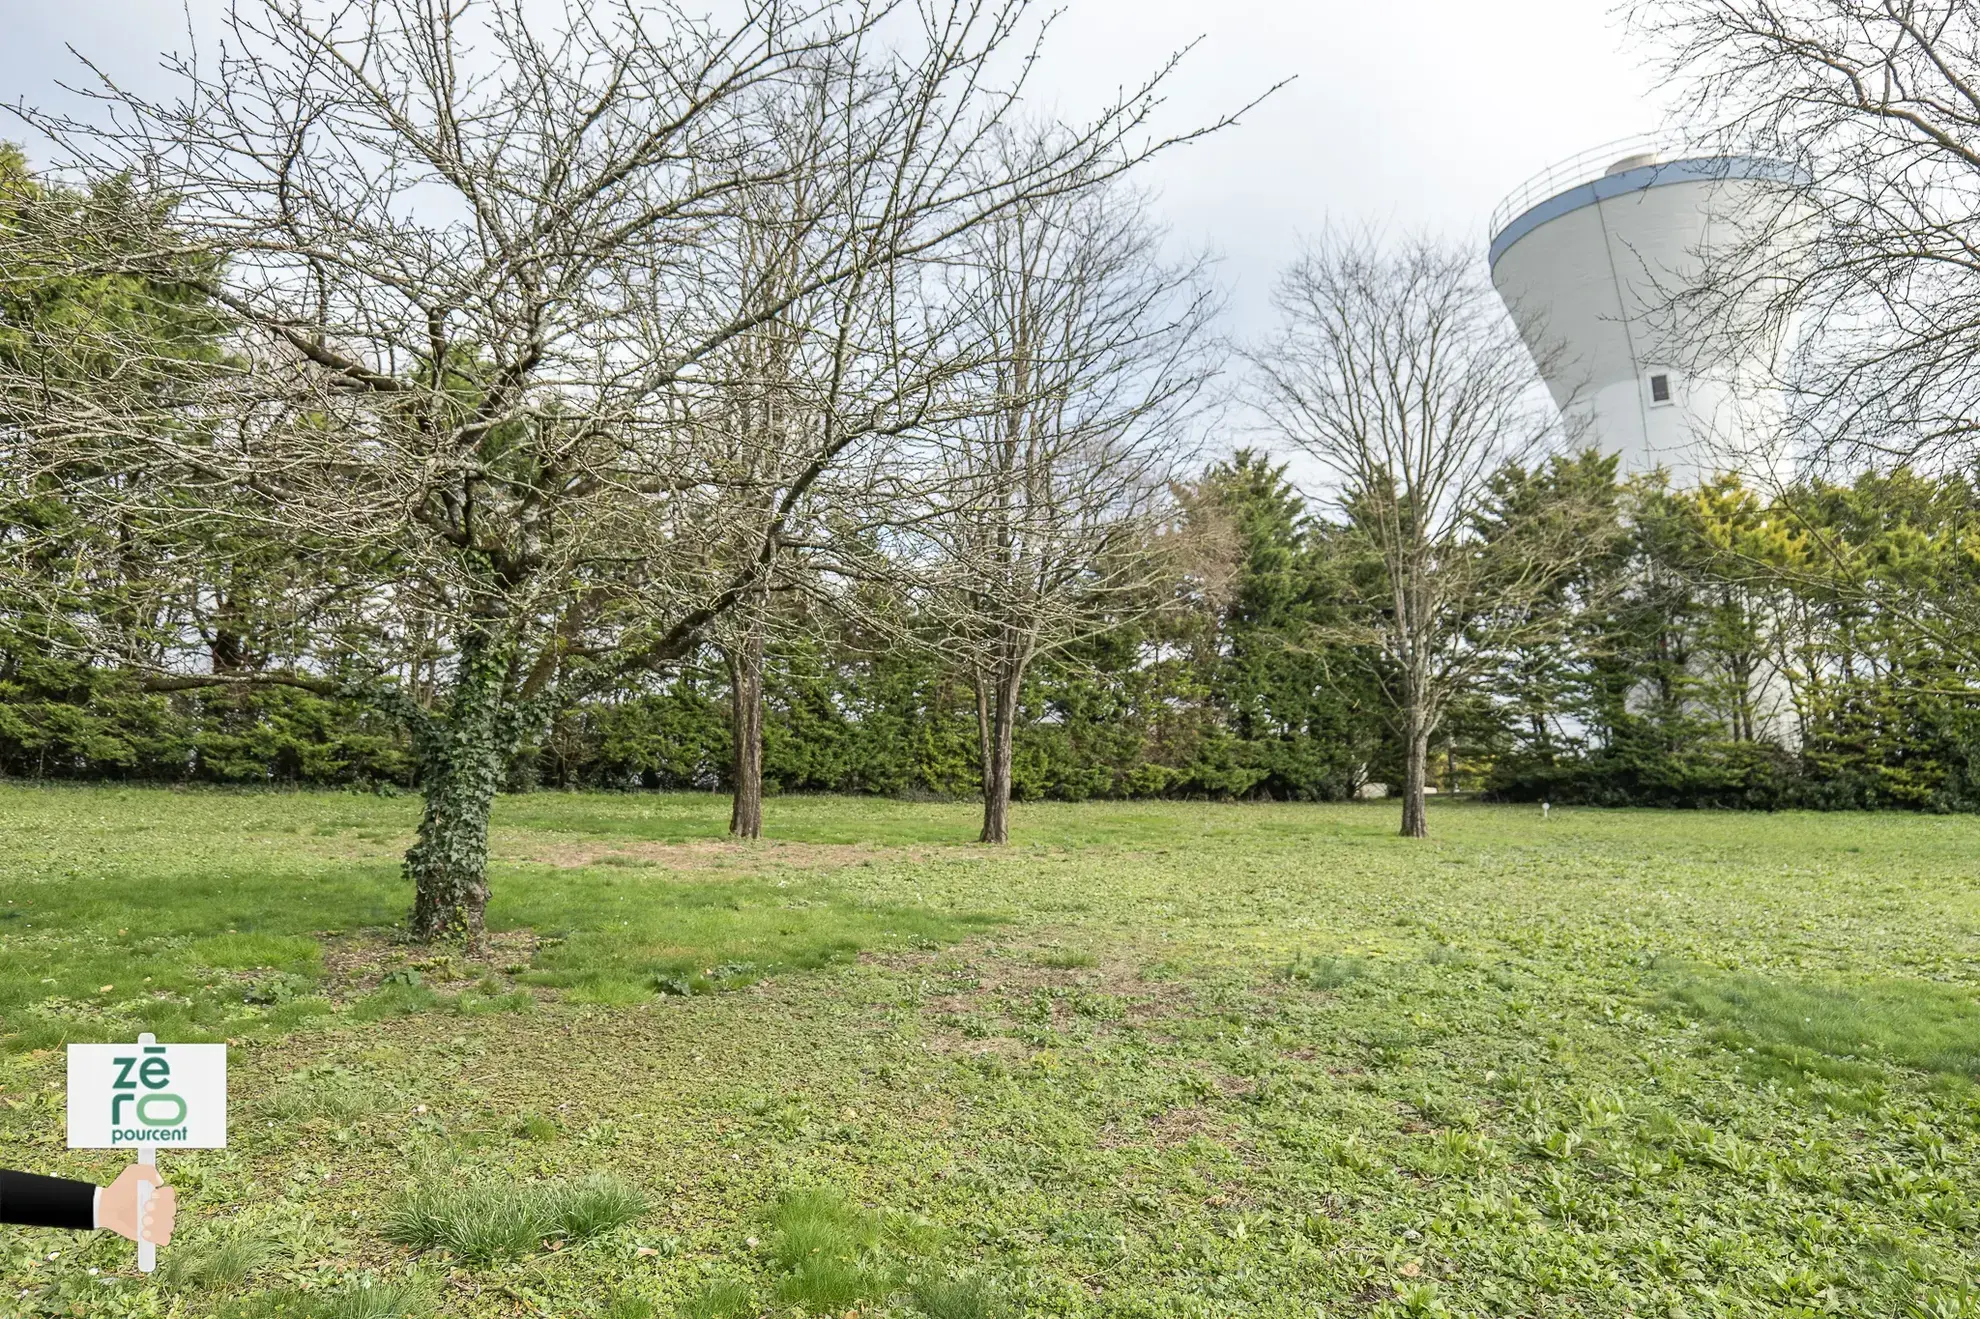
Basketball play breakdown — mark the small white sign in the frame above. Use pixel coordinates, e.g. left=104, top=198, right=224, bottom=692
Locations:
left=67, top=1041, right=227, bottom=1150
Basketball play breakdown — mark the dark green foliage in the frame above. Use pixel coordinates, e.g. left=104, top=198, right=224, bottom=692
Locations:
left=0, top=661, right=415, bottom=785
left=1181, top=451, right=1385, bottom=799
left=404, top=624, right=513, bottom=939
left=1486, top=465, right=1980, bottom=811
left=10, top=339, right=1980, bottom=817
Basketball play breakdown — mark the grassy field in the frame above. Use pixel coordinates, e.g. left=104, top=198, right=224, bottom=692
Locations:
left=3, top=785, right=1980, bottom=1318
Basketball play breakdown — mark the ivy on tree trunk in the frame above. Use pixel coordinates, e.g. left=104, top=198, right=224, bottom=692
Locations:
left=405, top=623, right=514, bottom=942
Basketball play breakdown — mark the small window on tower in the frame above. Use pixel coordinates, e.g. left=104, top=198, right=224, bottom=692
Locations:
left=1649, top=373, right=1672, bottom=404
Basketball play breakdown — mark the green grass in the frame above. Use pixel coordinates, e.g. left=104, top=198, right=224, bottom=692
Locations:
left=0, top=785, right=997, bottom=1051
left=5, top=785, right=1980, bottom=1316
left=213, top=1278, right=436, bottom=1319
left=765, top=1186, right=892, bottom=1310
left=157, top=1233, right=277, bottom=1291
left=1282, top=951, right=1372, bottom=988
left=910, top=1271, right=1012, bottom=1319
left=672, top=1279, right=753, bottom=1319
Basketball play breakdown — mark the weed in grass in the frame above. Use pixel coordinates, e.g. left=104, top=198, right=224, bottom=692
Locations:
left=1414, top=1128, right=1498, bottom=1175
left=1322, top=1133, right=1383, bottom=1175
left=352, top=982, right=438, bottom=1019
left=266, top=996, right=338, bottom=1028
left=456, top=987, right=535, bottom=1015
left=674, top=1279, right=755, bottom=1319
left=1031, top=947, right=1097, bottom=969
left=158, top=1233, right=277, bottom=1290
left=1908, top=1282, right=1980, bottom=1319
left=603, top=1295, right=657, bottom=1319
left=571, top=978, right=654, bottom=1006
left=767, top=1187, right=890, bottom=1311
left=911, top=1271, right=1012, bottom=1319
left=415, top=954, right=470, bottom=983
left=654, top=961, right=762, bottom=997
left=1363, top=1024, right=1419, bottom=1067
left=1391, top=1281, right=1451, bottom=1317
left=1283, top=953, right=1370, bottom=990
left=511, top=1110, right=559, bottom=1141
left=216, top=1277, right=435, bottom=1319
left=384, top=1174, right=646, bottom=1263
left=546, top=1174, right=649, bottom=1240
left=385, top=1183, right=547, bottom=1263
left=264, top=1065, right=389, bottom=1122
left=241, top=971, right=317, bottom=1005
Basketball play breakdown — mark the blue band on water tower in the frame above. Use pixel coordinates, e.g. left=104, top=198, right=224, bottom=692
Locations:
left=1487, top=156, right=1808, bottom=269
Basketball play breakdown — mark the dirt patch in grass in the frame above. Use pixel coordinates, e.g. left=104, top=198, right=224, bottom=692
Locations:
left=874, top=936, right=1200, bottom=1060
left=923, top=1030, right=1030, bottom=1060
left=880, top=936, right=1197, bottom=1015
left=1147, top=1104, right=1235, bottom=1148
left=316, top=929, right=543, bottom=1001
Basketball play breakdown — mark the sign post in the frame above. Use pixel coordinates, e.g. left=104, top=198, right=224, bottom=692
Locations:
left=67, top=1033, right=226, bottom=1272
left=135, top=1137, right=155, bottom=1274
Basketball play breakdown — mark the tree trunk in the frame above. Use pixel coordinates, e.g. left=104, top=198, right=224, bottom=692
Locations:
left=1400, top=714, right=1430, bottom=839
left=976, top=663, right=1022, bottom=844
left=725, top=630, right=765, bottom=840
left=405, top=625, right=510, bottom=943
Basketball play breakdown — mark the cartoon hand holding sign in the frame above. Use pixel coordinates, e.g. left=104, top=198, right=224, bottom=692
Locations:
left=64, top=1032, right=226, bottom=1271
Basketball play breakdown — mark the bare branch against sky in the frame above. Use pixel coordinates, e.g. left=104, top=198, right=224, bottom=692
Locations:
left=3, top=0, right=1668, bottom=335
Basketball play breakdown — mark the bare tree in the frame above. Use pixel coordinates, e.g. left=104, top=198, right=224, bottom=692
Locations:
left=672, top=92, right=980, bottom=840
left=912, top=154, right=1222, bottom=844
left=1633, top=0, right=1980, bottom=471
left=5, top=0, right=1251, bottom=939
left=1253, top=234, right=1602, bottom=838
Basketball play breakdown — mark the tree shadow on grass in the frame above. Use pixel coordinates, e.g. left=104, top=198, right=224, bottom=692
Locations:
left=1657, top=961, right=1980, bottom=1079
left=504, top=869, right=1001, bottom=1003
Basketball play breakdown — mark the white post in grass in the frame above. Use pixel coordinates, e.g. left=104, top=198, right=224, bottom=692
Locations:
left=135, top=1148, right=156, bottom=1272
left=134, top=1032, right=157, bottom=1273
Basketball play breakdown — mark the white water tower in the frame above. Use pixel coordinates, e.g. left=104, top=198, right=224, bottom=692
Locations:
left=1487, top=139, right=1809, bottom=481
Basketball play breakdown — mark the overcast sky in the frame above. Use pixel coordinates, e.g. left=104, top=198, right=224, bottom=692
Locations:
left=2, top=0, right=1670, bottom=337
